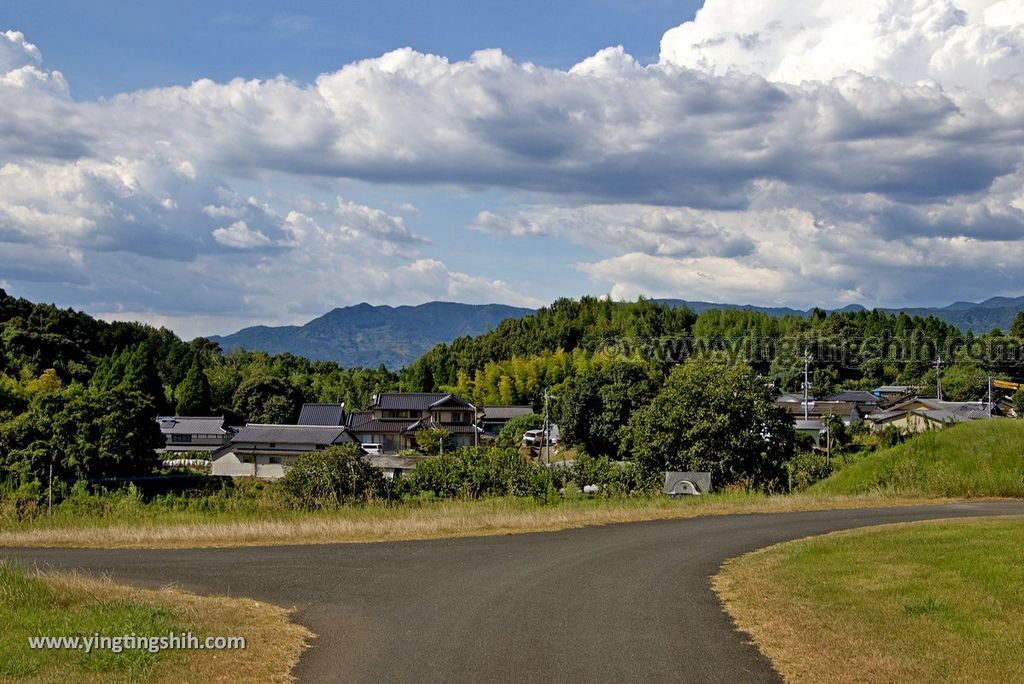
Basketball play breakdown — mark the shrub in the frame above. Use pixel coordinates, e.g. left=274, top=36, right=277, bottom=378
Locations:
left=403, top=446, right=560, bottom=500
left=277, top=443, right=388, bottom=509
left=567, top=454, right=660, bottom=497
left=786, top=451, right=835, bottom=491
left=495, top=414, right=544, bottom=447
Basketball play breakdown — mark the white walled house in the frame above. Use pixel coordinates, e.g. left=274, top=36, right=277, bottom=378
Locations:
left=156, top=416, right=232, bottom=455
left=211, top=424, right=354, bottom=480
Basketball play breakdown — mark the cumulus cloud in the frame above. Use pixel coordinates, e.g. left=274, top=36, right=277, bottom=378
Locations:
left=659, top=0, right=1024, bottom=90
left=2, top=3, right=1024, bottom=331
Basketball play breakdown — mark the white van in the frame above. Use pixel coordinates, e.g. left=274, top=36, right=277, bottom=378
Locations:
left=362, top=443, right=384, bottom=455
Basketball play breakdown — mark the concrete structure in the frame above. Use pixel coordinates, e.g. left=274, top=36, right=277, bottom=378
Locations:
left=663, top=472, right=712, bottom=495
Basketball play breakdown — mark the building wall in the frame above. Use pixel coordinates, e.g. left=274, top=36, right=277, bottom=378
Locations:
left=211, top=450, right=303, bottom=480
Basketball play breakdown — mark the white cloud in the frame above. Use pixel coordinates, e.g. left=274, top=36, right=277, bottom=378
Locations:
left=659, top=0, right=1024, bottom=90
left=2, top=8, right=1024, bottom=330
left=212, top=220, right=272, bottom=249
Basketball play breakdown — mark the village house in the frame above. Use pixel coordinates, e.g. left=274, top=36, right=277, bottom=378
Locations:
left=478, top=405, right=534, bottom=438
left=156, top=416, right=232, bottom=456
left=865, top=397, right=994, bottom=433
left=210, top=423, right=354, bottom=479
left=346, top=392, right=481, bottom=453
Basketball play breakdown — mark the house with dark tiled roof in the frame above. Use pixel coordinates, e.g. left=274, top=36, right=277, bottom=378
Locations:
left=865, top=397, right=994, bottom=433
left=156, top=416, right=232, bottom=455
left=346, top=392, right=481, bottom=453
left=211, top=424, right=355, bottom=479
left=479, top=405, right=534, bottom=437
left=297, top=402, right=346, bottom=426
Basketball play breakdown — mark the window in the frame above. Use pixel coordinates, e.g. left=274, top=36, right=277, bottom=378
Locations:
left=268, top=457, right=281, bottom=464
left=170, top=434, right=192, bottom=443
left=450, top=412, right=470, bottom=424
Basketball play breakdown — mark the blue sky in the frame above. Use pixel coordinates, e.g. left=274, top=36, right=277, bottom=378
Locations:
left=2, top=0, right=1024, bottom=339
left=7, top=1, right=699, bottom=98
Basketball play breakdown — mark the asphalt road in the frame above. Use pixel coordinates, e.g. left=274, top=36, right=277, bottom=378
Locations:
left=5, top=500, right=1024, bottom=683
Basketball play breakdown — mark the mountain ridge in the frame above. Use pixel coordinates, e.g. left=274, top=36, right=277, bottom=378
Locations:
left=209, top=296, right=1024, bottom=369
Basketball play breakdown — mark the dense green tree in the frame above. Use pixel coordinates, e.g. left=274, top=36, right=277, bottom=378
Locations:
left=233, top=375, right=302, bottom=424
left=1013, top=390, right=1024, bottom=418
left=174, top=355, right=213, bottom=416
left=626, top=356, right=796, bottom=489
left=1011, top=312, right=1024, bottom=338
left=559, top=362, right=658, bottom=457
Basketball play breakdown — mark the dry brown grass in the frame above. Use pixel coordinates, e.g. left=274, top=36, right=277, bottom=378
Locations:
left=714, top=517, right=1024, bottom=683
left=11, top=569, right=312, bottom=683
left=0, top=494, right=946, bottom=549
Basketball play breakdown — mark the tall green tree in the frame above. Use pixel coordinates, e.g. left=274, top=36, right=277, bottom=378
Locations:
left=233, top=375, right=302, bottom=424
left=1011, top=311, right=1024, bottom=339
left=626, top=356, right=796, bottom=489
left=559, top=361, right=657, bottom=457
left=174, top=355, right=212, bottom=415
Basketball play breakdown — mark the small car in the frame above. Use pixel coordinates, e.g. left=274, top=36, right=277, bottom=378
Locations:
left=362, top=443, right=384, bottom=455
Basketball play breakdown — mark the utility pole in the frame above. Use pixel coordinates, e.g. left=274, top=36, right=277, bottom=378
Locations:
left=935, top=356, right=943, bottom=401
left=988, top=375, right=993, bottom=417
left=803, top=348, right=811, bottom=421
left=542, top=388, right=550, bottom=466
left=47, top=462, right=53, bottom=517
left=542, top=388, right=558, bottom=466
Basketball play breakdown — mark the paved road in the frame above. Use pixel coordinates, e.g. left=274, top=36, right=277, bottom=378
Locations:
left=5, top=501, right=1024, bottom=683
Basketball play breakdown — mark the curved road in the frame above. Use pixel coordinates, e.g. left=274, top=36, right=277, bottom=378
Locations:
left=5, top=501, right=1024, bottom=682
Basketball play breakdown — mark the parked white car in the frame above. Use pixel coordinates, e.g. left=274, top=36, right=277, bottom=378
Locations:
left=523, top=428, right=558, bottom=446
left=362, top=443, right=384, bottom=455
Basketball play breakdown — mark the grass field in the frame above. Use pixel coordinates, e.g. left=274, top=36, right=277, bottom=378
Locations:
left=0, top=493, right=938, bottom=549
left=0, top=563, right=311, bottom=682
left=715, top=517, right=1024, bottom=683
left=811, top=419, right=1024, bottom=497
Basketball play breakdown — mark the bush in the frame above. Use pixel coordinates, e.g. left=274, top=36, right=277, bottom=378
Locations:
left=277, top=443, right=388, bottom=509
left=567, top=454, right=660, bottom=497
left=878, top=425, right=906, bottom=448
left=495, top=414, right=543, bottom=447
left=403, top=446, right=560, bottom=500
left=786, top=451, right=835, bottom=491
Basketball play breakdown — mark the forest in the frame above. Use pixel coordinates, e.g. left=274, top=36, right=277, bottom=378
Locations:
left=2, top=289, right=1023, bottom=497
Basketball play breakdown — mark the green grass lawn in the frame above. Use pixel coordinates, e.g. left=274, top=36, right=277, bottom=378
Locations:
left=715, top=517, right=1024, bottom=683
left=811, top=419, right=1024, bottom=497
left=1, top=563, right=189, bottom=682
left=0, top=563, right=310, bottom=683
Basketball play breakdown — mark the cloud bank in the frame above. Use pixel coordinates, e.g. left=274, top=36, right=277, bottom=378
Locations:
left=1, top=1, right=1023, bottom=336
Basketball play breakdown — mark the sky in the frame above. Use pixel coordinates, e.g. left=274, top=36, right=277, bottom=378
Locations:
left=2, top=0, right=1024, bottom=339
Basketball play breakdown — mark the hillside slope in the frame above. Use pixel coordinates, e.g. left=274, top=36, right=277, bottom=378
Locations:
left=208, top=302, right=533, bottom=369
left=810, top=420, right=1024, bottom=497
left=657, top=295, right=1024, bottom=334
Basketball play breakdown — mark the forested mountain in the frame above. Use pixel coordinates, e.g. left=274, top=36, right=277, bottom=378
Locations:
left=208, top=297, right=1024, bottom=369
left=208, top=302, right=534, bottom=369
left=656, top=296, right=1024, bottom=334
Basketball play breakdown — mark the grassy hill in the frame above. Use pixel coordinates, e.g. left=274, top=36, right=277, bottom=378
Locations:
left=811, top=420, right=1024, bottom=497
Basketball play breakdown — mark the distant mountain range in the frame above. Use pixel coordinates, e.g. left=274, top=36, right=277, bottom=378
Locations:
left=208, top=302, right=534, bottom=369
left=209, top=296, right=1024, bottom=369
left=655, top=296, right=1024, bottom=334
